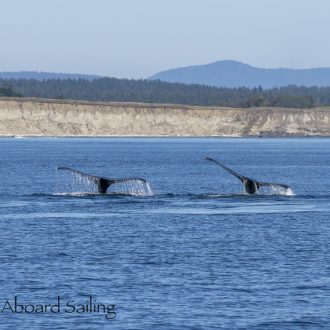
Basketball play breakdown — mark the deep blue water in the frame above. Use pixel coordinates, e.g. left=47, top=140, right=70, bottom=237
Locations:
left=0, top=138, right=329, bottom=329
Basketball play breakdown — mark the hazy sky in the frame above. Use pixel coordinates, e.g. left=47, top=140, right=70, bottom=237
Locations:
left=1, top=0, right=330, bottom=78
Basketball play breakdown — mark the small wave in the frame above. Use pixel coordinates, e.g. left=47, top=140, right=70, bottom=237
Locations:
left=27, top=192, right=150, bottom=198
left=254, top=319, right=322, bottom=328
left=28, top=192, right=99, bottom=198
left=195, top=193, right=253, bottom=199
left=52, top=191, right=150, bottom=197
left=193, top=192, right=296, bottom=199
left=53, top=192, right=100, bottom=197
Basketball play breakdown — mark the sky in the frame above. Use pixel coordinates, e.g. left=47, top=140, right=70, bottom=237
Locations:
left=1, top=0, right=330, bottom=78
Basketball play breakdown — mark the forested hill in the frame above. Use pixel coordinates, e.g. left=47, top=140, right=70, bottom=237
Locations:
left=149, top=60, right=330, bottom=88
left=1, top=77, right=330, bottom=108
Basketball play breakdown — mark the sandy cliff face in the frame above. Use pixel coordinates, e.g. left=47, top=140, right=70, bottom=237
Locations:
left=0, top=98, right=329, bottom=136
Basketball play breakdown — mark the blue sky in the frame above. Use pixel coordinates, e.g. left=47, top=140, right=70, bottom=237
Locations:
left=1, top=0, right=329, bottom=78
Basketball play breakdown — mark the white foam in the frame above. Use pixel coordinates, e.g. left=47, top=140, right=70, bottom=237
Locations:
left=266, top=185, right=296, bottom=196
left=53, top=192, right=98, bottom=196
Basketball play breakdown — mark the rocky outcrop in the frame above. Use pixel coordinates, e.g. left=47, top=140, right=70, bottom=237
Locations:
left=0, top=97, right=329, bottom=136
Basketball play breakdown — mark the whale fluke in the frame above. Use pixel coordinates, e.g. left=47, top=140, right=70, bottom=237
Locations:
left=203, top=157, right=291, bottom=194
left=57, top=167, right=147, bottom=194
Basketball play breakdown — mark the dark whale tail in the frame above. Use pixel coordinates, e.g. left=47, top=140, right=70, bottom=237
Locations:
left=57, top=167, right=147, bottom=194
left=203, top=157, right=291, bottom=194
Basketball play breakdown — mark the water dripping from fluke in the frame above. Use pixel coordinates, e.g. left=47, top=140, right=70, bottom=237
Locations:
left=109, top=180, right=154, bottom=197
left=55, top=167, right=153, bottom=197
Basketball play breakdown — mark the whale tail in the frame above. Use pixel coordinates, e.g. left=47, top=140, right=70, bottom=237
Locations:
left=203, top=157, right=291, bottom=194
left=57, top=167, right=147, bottom=194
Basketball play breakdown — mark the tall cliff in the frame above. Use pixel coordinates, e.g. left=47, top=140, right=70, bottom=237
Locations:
left=0, top=98, right=329, bottom=136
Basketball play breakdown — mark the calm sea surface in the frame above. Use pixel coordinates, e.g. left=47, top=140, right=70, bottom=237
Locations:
left=0, top=138, right=329, bottom=329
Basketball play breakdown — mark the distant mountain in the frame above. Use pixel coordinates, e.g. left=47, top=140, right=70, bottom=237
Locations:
left=149, top=60, right=330, bottom=88
left=0, top=71, right=101, bottom=81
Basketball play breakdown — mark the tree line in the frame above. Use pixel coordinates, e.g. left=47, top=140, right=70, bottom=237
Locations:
left=0, top=86, right=22, bottom=97
left=1, top=77, right=330, bottom=108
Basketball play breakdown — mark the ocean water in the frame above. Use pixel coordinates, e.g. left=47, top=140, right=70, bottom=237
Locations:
left=0, top=137, right=329, bottom=329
